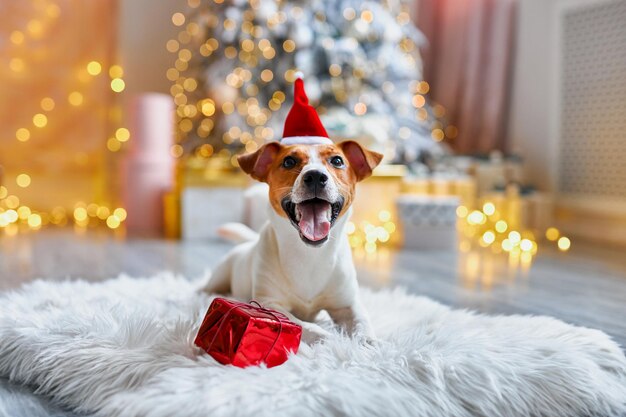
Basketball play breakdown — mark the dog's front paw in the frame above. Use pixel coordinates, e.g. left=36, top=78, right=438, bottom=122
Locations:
left=301, top=324, right=332, bottom=345
left=353, top=325, right=378, bottom=346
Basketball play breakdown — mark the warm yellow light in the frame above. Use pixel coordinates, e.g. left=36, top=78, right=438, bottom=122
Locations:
left=201, top=101, right=216, bottom=116
left=166, top=39, right=180, bottom=53
left=545, top=227, right=560, bottom=241
left=111, top=78, right=125, bottom=92
left=329, top=64, right=342, bottom=77
left=354, top=102, right=367, bottom=115
left=224, top=46, right=237, bottom=59
left=467, top=210, right=486, bottom=225
left=32, top=113, right=47, bottom=128
left=260, top=69, right=274, bottom=82
left=377, top=227, right=390, bottom=242
left=5, top=195, right=20, bottom=209
left=431, top=128, right=445, bottom=142
left=482, top=202, right=496, bottom=216
left=361, top=10, right=374, bottom=23
left=74, top=207, right=88, bottom=222
left=87, top=203, right=99, bottom=217
left=378, top=210, right=392, bottom=222
left=501, top=239, right=513, bottom=252
left=557, top=237, right=571, bottom=251
left=456, top=205, right=468, bottom=218
left=106, top=215, right=121, bottom=229
left=16, top=128, right=30, bottom=142
left=109, top=65, right=124, bottom=78
left=482, top=231, right=496, bottom=245
left=346, top=222, right=356, bottom=234
left=445, top=125, right=458, bottom=139
left=417, top=81, right=430, bottom=94
left=115, top=128, right=130, bottom=142
left=166, top=68, right=179, bottom=81
left=179, top=48, right=192, bottom=62
left=68, top=91, right=84, bottom=106
left=172, top=12, right=186, bottom=26
left=495, top=220, right=508, bottom=233
left=46, top=3, right=61, bottom=18
left=508, top=231, right=521, bottom=244
left=170, top=144, right=184, bottom=158
left=113, top=208, right=127, bottom=221
left=520, top=239, right=533, bottom=252
left=5, top=210, right=18, bottom=223
left=283, top=39, right=296, bottom=52
left=86, top=61, right=102, bottom=75
left=96, top=206, right=110, bottom=220
left=0, top=186, right=7, bottom=199
left=222, top=102, right=234, bottom=114
left=412, top=95, right=425, bottom=108
left=433, top=104, right=446, bottom=117
left=10, top=58, right=25, bottom=72
left=16, top=174, right=31, bottom=188
left=10, top=31, right=24, bottom=45
left=41, top=97, right=55, bottom=111
left=107, top=138, right=121, bottom=152
left=28, top=213, right=42, bottom=229
left=17, top=206, right=31, bottom=220
left=183, top=78, right=197, bottom=91
left=27, top=20, right=43, bottom=37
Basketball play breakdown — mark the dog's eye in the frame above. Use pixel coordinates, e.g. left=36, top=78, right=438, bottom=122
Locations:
left=282, top=156, right=297, bottom=169
left=330, top=156, right=344, bottom=168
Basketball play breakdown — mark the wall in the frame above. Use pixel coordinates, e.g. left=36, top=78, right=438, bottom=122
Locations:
left=507, top=0, right=559, bottom=191
left=118, top=0, right=187, bottom=96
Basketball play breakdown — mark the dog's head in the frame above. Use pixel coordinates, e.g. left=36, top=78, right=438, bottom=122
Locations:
left=238, top=141, right=383, bottom=246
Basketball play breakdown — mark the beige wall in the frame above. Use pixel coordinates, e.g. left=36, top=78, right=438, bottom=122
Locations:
left=507, top=0, right=559, bottom=191
left=118, top=0, right=187, bottom=95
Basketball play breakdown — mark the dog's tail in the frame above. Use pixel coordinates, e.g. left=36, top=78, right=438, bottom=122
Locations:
left=217, top=223, right=259, bottom=244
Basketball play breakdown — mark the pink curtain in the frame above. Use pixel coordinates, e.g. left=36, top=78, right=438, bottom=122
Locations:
left=416, top=0, right=517, bottom=153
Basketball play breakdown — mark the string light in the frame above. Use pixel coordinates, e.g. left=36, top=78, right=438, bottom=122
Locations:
left=16, top=174, right=31, bottom=188
left=558, top=237, right=571, bottom=251
left=16, top=128, right=31, bottom=142
left=110, top=78, right=125, bottom=92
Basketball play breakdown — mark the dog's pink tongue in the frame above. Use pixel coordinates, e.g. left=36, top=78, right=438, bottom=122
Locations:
left=298, top=201, right=331, bottom=241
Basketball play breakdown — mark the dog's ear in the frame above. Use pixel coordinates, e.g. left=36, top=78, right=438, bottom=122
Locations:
left=339, top=141, right=383, bottom=181
left=237, top=142, right=282, bottom=182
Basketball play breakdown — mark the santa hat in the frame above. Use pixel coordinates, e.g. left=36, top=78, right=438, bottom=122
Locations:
left=281, top=72, right=333, bottom=146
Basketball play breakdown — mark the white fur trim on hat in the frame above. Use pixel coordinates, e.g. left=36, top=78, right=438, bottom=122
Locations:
left=281, top=136, right=333, bottom=145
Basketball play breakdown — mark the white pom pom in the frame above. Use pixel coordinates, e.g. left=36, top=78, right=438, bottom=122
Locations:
left=294, top=71, right=304, bottom=80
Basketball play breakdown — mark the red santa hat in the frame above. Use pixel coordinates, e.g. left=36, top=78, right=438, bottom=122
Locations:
left=281, top=72, right=333, bottom=146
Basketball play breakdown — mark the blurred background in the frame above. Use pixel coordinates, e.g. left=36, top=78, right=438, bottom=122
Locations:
left=1, top=0, right=625, bottom=289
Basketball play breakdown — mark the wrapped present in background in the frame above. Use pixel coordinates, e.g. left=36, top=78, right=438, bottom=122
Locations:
left=195, top=297, right=302, bottom=368
left=396, top=195, right=459, bottom=250
left=180, top=155, right=248, bottom=240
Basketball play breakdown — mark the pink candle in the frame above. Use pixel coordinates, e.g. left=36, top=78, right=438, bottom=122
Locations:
left=121, top=93, right=174, bottom=236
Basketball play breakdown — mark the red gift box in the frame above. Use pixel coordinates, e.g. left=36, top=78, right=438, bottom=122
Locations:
left=194, top=298, right=302, bottom=368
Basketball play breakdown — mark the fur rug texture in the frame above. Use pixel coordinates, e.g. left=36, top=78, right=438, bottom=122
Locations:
left=0, top=273, right=625, bottom=417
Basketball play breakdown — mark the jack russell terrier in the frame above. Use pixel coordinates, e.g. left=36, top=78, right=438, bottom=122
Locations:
left=203, top=74, right=383, bottom=343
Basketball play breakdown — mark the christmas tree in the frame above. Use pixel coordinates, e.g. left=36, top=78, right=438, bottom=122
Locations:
left=168, top=0, right=449, bottom=168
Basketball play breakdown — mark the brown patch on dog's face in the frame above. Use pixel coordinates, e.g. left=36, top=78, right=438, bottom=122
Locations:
left=238, top=141, right=383, bottom=244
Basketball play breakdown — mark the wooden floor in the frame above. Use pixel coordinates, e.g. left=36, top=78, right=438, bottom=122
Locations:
left=1, top=229, right=625, bottom=416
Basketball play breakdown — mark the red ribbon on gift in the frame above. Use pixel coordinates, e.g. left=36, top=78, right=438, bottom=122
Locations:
left=195, top=298, right=302, bottom=368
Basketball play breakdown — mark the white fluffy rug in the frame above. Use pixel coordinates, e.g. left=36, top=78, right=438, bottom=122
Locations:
left=0, top=274, right=625, bottom=417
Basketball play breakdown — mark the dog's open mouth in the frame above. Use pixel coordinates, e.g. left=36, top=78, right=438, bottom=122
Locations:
left=282, top=197, right=343, bottom=246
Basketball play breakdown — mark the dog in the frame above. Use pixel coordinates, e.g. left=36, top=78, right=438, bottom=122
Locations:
left=202, top=140, right=383, bottom=343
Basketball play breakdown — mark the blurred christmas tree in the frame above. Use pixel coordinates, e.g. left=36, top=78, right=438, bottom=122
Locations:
left=169, top=0, right=450, bottom=167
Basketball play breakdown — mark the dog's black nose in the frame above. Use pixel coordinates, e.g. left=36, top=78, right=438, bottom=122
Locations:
left=303, top=170, right=328, bottom=188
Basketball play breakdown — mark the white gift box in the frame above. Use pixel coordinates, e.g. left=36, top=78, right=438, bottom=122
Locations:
left=181, top=187, right=245, bottom=240
left=396, top=195, right=459, bottom=250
